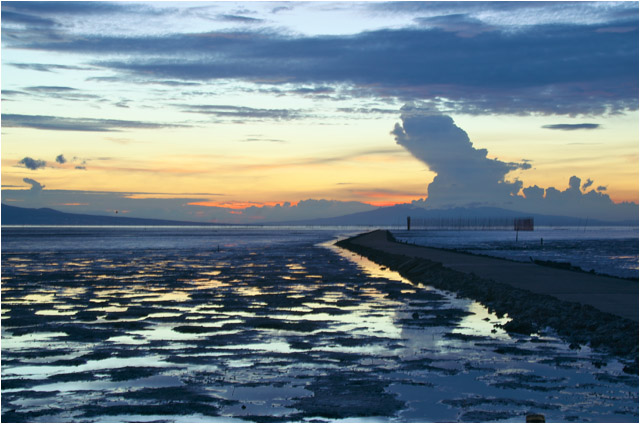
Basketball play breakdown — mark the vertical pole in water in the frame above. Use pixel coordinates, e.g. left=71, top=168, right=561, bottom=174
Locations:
left=407, top=216, right=411, bottom=231
left=516, top=229, right=519, bottom=242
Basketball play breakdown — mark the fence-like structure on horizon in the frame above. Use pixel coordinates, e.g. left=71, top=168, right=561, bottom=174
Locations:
left=406, top=216, right=534, bottom=231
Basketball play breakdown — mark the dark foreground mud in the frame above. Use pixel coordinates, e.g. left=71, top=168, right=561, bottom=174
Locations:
left=337, top=231, right=639, bottom=372
left=2, top=227, right=638, bottom=422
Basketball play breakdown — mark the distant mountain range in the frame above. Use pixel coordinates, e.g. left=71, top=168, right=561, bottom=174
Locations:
left=1, top=204, right=208, bottom=226
left=2, top=203, right=635, bottom=227
left=267, top=204, right=637, bottom=227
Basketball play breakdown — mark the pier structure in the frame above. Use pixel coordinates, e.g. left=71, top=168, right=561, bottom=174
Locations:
left=341, top=230, right=637, bottom=322
left=405, top=216, right=534, bottom=231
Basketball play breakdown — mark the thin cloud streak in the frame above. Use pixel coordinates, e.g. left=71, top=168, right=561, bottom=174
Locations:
left=542, top=123, right=601, bottom=131
left=217, top=14, right=264, bottom=24
left=8, top=62, right=93, bottom=72
left=239, top=148, right=406, bottom=172
left=2, top=114, right=188, bottom=132
left=177, top=104, right=305, bottom=121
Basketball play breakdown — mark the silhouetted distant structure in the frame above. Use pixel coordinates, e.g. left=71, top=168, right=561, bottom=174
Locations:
left=406, top=216, right=534, bottom=231
left=514, top=217, right=534, bottom=231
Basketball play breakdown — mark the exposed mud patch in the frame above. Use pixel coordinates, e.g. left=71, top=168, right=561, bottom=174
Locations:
left=2, top=227, right=637, bottom=423
left=291, top=372, right=404, bottom=419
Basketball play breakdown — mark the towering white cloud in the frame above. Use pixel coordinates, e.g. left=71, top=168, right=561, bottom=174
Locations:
left=392, top=105, right=529, bottom=209
left=393, top=106, right=638, bottom=221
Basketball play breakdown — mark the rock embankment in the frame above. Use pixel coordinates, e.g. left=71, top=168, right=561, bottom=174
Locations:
left=336, top=231, right=638, bottom=373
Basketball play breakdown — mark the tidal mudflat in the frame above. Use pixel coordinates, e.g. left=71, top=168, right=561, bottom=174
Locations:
left=1, top=227, right=638, bottom=422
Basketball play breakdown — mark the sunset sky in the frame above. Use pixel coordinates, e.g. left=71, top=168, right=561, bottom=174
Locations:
left=2, top=1, right=638, bottom=223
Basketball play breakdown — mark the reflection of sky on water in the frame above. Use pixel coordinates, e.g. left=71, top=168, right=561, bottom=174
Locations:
left=4, top=355, right=172, bottom=380
left=323, top=238, right=510, bottom=341
left=1, top=228, right=637, bottom=422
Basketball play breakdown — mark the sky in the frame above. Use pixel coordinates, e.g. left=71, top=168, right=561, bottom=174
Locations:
left=1, top=1, right=638, bottom=223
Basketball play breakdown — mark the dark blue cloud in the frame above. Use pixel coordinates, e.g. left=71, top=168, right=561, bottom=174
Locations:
left=19, top=157, right=46, bottom=170
left=542, top=123, right=601, bottom=131
left=1, top=90, right=27, bottom=97
left=3, top=114, right=187, bottom=132
left=2, top=2, right=154, bottom=16
left=26, top=85, right=77, bottom=92
left=373, top=1, right=553, bottom=13
left=23, top=178, right=44, bottom=192
left=11, top=22, right=635, bottom=115
left=288, top=86, right=335, bottom=96
left=271, top=6, right=294, bottom=14
left=16, top=28, right=637, bottom=89
left=1, top=2, right=167, bottom=43
left=22, top=86, right=102, bottom=101
left=414, top=13, right=497, bottom=37
left=217, top=14, right=264, bottom=24
left=240, top=137, right=287, bottom=143
left=1, top=10, right=57, bottom=26
left=1, top=86, right=102, bottom=102
left=177, top=104, right=304, bottom=121
left=55, top=154, right=67, bottom=164
left=3, top=2, right=637, bottom=116
left=371, top=1, right=639, bottom=22
left=9, top=62, right=92, bottom=72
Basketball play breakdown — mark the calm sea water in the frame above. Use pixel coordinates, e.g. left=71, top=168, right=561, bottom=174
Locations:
left=1, top=226, right=637, bottom=422
left=393, top=226, right=639, bottom=279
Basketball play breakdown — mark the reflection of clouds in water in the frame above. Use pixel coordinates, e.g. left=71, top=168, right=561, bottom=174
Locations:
left=336, top=232, right=637, bottom=423
left=454, top=301, right=510, bottom=339
left=1, top=228, right=637, bottom=422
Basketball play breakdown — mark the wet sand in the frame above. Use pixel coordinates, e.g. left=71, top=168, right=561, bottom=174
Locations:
left=346, top=230, right=638, bottom=321
left=2, top=227, right=638, bottom=422
left=338, top=230, right=639, bottom=364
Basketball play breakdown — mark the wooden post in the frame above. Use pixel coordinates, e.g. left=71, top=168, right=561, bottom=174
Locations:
left=407, top=216, right=411, bottom=231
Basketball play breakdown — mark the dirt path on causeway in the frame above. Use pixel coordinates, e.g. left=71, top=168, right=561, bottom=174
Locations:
left=348, top=230, right=638, bottom=322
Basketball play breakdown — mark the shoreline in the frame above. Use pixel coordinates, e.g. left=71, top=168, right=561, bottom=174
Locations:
left=336, top=230, right=639, bottom=371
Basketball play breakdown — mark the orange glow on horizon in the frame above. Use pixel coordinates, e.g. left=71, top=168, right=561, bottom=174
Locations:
left=364, top=200, right=411, bottom=207
left=124, top=193, right=221, bottom=200
left=354, top=190, right=424, bottom=207
left=188, top=200, right=300, bottom=209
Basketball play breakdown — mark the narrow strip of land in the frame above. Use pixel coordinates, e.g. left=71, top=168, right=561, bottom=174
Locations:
left=348, top=230, right=638, bottom=322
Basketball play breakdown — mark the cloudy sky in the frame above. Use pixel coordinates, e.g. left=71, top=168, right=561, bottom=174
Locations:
left=2, top=1, right=638, bottom=223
